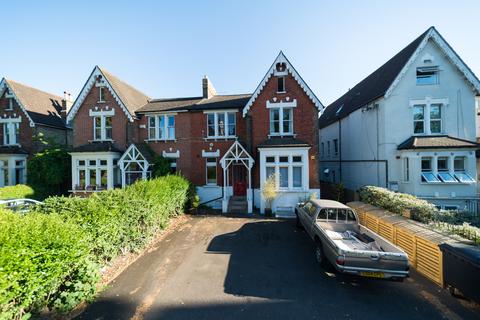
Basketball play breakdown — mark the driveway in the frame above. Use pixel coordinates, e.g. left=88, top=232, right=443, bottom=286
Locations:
left=77, top=215, right=479, bottom=320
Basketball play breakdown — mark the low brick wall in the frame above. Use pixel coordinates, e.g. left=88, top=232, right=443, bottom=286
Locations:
left=348, top=201, right=454, bottom=286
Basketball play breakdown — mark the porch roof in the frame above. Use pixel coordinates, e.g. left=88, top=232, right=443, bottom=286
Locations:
left=257, top=137, right=310, bottom=148
left=71, top=142, right=123, bottom=153
left=0, top=146, right=29, bottom=155
left=397, top=135, right=478, bottom=150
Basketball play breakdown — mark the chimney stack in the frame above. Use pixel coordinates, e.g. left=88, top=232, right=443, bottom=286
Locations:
left=202, top=75, right=216, bottom=99
left=61, top=91, right=73, bottom=120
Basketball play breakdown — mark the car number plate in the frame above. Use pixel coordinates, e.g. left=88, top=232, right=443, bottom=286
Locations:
left=360, top=271, right=384, bottom=278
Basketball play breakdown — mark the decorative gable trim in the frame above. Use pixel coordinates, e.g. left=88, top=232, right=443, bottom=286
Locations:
left=242, top=51, right=324, bottom=117
left=66, top=66, right=135, bottom=123
left=0, top=78, right=35, bottom=127
left=385, top=28, right=480, bottom=98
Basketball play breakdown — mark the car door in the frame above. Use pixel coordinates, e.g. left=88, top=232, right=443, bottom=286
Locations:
left=304, top=202, right=319, bottom=238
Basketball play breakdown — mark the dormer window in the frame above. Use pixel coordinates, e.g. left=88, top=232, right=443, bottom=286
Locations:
left=416, top=66, right=439, bottom=85
left=277, top=76, right=285, bottom=93
left=98, top=86, right=105, bottom=103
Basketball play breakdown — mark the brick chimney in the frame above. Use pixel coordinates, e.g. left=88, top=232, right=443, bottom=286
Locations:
left=202, top=76, right=216, bottom=99
left=61, top=91, right=73, bottom=120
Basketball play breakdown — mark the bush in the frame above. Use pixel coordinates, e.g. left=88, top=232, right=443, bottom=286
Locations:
left=0, top=184, right=35, bottom=200
left=0, top=209, right=98, bottom=319
left=358, top=185, right=436, bottom=220
left=27, top=147, right=71, bottom=199
left=358, top=185, right=480, bottom=245
left=39, top=175, right=190, bottom=263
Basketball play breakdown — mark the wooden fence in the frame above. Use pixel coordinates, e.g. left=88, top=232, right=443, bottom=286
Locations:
left=348, top=201, right=453, bottom=286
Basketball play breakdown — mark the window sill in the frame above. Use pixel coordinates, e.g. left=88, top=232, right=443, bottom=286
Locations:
left=268, top=133, right=296, bottom=138
left=89, top=139, right=115, bottom=143
left=277, top=91, right=287, bottom=94
left=97, top=100, right=106, bottom=104
left=204, top=136, right=237, bottom=141
left=145, top=139, right=176, bottom=143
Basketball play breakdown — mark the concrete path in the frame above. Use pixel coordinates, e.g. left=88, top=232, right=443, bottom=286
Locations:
left=76, top=215, right=480, bottom=320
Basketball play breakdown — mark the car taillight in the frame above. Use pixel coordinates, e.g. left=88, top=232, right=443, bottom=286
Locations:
left=336, top=255, right=345, bottom=266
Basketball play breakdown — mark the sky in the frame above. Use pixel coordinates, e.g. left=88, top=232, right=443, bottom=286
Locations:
left=2, top=0, right=479, bottom=106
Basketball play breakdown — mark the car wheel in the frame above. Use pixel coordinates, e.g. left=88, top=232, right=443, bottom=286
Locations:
left=315, top=242, right=324, bottom=265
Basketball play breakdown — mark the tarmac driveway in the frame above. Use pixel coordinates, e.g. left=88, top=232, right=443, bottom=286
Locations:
left=77, top=215, right=479, bottom=320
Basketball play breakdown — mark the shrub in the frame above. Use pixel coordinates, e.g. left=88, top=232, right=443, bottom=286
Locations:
left=27, top=147, right=71, bottom=199
left=152, top=155, right=172, bottom=177
left=0, top=209, right=98, bottom=319
left=0, top=184, right=35, bottom=200
left=262, top=173, right=278, bottom=210
left=358, top=185, right=436, bottom=220
left=39, top=175, right=190, bottom=263
left=358, top=185, right=480, bottom=245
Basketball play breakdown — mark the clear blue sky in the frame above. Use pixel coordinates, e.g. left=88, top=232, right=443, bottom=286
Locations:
left=2, top=0, right=479, bottom=105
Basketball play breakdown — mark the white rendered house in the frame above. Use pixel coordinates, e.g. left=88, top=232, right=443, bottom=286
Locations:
left=319, top=27, right=480, bottom=211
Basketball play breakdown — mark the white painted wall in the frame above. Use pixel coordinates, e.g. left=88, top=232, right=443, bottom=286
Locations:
left=320, top=37, right=478, bottom=209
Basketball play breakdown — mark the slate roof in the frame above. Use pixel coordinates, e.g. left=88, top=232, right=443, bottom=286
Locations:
left=99, top=67, right=150, bottom=114
left=0, top=146, right=29, bottom=155
left=397, top=135, right=478, bottom=150
left=136, top=94, right=251, bottom=113
left=71, top=142, right=123, bottom=153
left=318, top=28, right=431, bottom=129
left=257, top=137, right=310, bottom=148
left=5, top=79, right=67, bottom=129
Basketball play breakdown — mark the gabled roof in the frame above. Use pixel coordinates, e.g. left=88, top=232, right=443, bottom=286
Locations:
left=0, top=78, right=66, bottom=128
left=67, top=66, right=150, bottom=123
left=136, top=94, right=251, bottom=113
left=242, top=51, right=324, bottom=117
left=319, top=27, right=480, bottom=129
left=397, top=135, right=478, bottom=150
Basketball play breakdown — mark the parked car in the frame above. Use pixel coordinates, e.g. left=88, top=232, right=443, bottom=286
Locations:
left=295, top=199, right=409, bottom=281
left=0, top=198, right=44, bottom=213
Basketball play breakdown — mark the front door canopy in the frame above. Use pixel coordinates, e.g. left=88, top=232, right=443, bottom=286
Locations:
left=220, top=141, right=254, bottom=170
left=119, top=144, right=151, bottom=172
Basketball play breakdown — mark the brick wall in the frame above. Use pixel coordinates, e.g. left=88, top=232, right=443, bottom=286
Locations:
left=246, top=73, right=320, bottom=188
left=72, top=85, right=130, bottom=150
left=0, top=92, right=34, bottom=151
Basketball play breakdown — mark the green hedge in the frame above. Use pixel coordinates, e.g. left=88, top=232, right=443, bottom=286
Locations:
left=39, top=175, right=190, bottom=263
left=0, top=209, right=98, bottom=319
left=358, top=185, right=480, bottom=245
left=1, top=175, right=191, bottom=319
left=358, top=185, right=436, bottom=221
left=0, top=185, right=35, bottom=200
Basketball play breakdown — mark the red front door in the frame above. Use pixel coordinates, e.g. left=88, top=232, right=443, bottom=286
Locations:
left=233, top=165, right=247, bottom=196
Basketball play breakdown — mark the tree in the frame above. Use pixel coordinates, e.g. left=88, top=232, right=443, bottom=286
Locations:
left=261, top=172, right=278, bottom=214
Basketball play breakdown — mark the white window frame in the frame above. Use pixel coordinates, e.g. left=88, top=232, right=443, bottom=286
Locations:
left=410, top=98, right=447, bottom=135
left=75, top=158, right=110, bottom=190
left=1, top=119, right=21, bottom=146
left=269, top=107, right=293, bottom=136
left=6, top=98, right=13, bottom=111
left=147, top=114, right=176, bottom=141
left=205, top=157, right=217, bottom=185
left=403, top=157, right=409, bottom=182
left=262, top=153, right=307, bottom=191
left=98, top=86, right=106, bottom=103
left=93, top=115, right=112, bottom=141
left=416, top=66, right=439, bottom=86
left=205, top=111, right=236, bottom=139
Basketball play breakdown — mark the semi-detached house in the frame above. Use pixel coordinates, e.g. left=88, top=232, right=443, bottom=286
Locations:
left=66, top=52, right=324, bottom=214
left=319, top=27, right=480, bottom=211
left=0, top=78, right=71, bottom=187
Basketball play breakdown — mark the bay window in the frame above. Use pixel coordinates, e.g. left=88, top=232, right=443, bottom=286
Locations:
left=206, top=112, right=236, bottom=138
left=421, top=157, right=439, bottom=183
left=147, top=114, right=175, bottom=140
left=270, top=108, right=293, bottom=135
left=453, top=156, right=475, bottom=182
left=76, top=158, right=109, bottom=190
left=437, top=156, right=456, bottom=182
left=263, top=154, right=305, bottom=190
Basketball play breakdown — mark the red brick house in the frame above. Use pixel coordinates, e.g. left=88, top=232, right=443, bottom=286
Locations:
left=67, top=52, right=323, bottom=214
left=0, top=78, right=71, bottom=187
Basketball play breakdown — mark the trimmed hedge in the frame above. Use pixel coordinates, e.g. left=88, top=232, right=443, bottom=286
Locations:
left=0, top=209, right=98, bottom=319
left=38, top=175, right=190, bottom=263
left=358, top=185, right=436, bottom=221
left=358, top=185, right=480, bottom=245
left=1, top=175, right=191, bottom=319
left=0, top=185, right=35, bottom=200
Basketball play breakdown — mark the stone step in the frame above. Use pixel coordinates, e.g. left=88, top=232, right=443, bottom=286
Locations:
left=230, top=196, right=247, bottom=201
